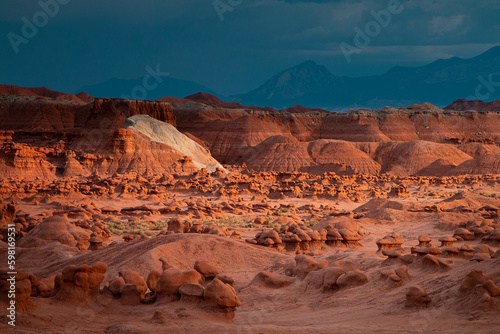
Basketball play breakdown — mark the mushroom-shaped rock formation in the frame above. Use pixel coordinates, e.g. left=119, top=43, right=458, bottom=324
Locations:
left=88, top=235, right=105, bottom=251
left=52, top=262, right=107, bottom=304
left=203, top=278, right=241, bottom=320
left=459, top=244, right=475, bottom=258
left=412, top=246, right=442, bottom=256
left=0, top=270, right=32, bottom=311
left=376, top=232, right=403, bottom=253
left=441, top=247, right=460, bottom=258
left=453, top=228, right=475, bottom=241
left=326, top=229, right=344, bottom=246
left=417, top=235, right=432, bottom=247
left=338, top=229, right=363, bottom=247
left=438, top=236, right=457, bottom=247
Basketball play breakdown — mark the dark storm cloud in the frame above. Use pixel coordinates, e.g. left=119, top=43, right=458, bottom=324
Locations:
left=0, top=0, right=498, bottom=95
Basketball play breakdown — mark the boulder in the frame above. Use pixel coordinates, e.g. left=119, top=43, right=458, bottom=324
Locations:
left=382, top=248, right=405, bottom=259
left=421, top=254, right=451, bottom=270
left=108, top=277, right=126, bottom=295
left=453, top=228, right=475, bottom=241
left=214, top=274, right=234, bottom=286
left=405, top=285, right=431, bottom=308
left=203, top=278, right=241, bottom=308
left=460, top=270, right=489, bottom=291
left=179, top=283, right=205, bottom=302
left=167, top=219, right=184, bottom=233
left=249, top=271, right=295, bottom=289
left=119, top=270, right=148, bottom=298
left=336, top=270, right=368, bottom=289
left=304, top=266, right=346, bottom=290
left=156, top=268, right=204, bottom=301
left=17, top=216, right=91, bottom=248
left=285, top=255, right=328, bottom=279
left=194, top=261, right=220, bottom=278
left=482, top=280, right=500, bottom=297
left=146, top=270, right=162, bottom=293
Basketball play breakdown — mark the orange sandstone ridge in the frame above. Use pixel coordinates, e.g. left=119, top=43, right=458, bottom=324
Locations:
left=173, top=99, right=500, bottom=176
left=1, top=87, right=500, bottom=178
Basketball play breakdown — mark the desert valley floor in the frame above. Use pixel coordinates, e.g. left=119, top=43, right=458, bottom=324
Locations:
left=0, top=86, right=499, bottom=333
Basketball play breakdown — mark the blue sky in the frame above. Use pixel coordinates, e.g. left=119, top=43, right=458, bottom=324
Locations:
left=1, top=0, right=499, bottom=96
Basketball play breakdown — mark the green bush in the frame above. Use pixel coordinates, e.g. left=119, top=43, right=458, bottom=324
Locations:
left=152, top=221, right=167, bottom=230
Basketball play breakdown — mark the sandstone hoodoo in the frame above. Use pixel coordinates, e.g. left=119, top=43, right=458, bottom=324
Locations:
left=52, top=262, right=108, bottom=304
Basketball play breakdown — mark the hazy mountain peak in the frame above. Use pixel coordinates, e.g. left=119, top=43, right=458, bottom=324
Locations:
left=233, top=59, right=341, bottom=109
left=279, top=60, right=333, bottom=78
left=234, top=45, right=500, bottom=110
left=476, top=44, right=500, bottom=58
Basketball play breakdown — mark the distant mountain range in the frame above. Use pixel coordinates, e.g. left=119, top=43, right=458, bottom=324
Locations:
left=232, top=45, right=500, bottom=111
left=76, top=46, right=500, bottom=111
left=76, top=76, right=220, bottom=101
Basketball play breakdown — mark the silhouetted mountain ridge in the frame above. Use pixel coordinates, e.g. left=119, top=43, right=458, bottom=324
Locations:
left=233, top=45, right=500, bottom=111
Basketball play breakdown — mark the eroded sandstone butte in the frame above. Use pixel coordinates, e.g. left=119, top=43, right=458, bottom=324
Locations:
left=173, top=98, right=500, bottom=176
left=0, top=93, right=205, bottom=179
